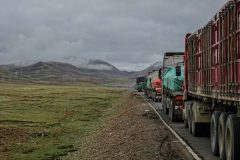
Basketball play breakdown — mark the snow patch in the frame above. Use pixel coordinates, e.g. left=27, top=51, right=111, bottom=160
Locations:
left=82, top=64, right=114, bottom=71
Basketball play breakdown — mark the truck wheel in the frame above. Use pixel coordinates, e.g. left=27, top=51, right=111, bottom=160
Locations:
left=188, top=108, right=192, bottom=134
left=184, top=111, right=188, bottom=128
left=154, top=93, right=158, bottom=102
left=183, top=103, right=189, bottom=128
left=225, top=114, right=240, bottom=160
left=218, top=112, right=229, bottom=160
left=191, top=106, right=201, bottom=137
left=167, top=98, right=171, bottom=117
left=168, top=99, right=171, bottom=119
left=163, top=97, right=169, bottom=114
left=211, top=111, right=221, bottom=156
left=192, top=121, right=201, bottom=137
left=162, top=96, right=166, bottom=113
left=169, top=99, right=175, bottom=122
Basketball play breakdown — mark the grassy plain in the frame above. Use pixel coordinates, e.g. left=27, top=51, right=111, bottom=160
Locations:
left=0, top=82, right=125, bottom=160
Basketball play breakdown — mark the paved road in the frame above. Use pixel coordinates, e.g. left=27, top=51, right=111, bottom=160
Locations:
left=142, top=94, right=220, bottom=160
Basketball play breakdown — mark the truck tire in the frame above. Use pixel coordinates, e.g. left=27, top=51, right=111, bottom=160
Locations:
left=169, top=99, right=175, bottom=122
left=218, top=112, right=229, bottom=160
left=168, top=98, right=171, bottom=119
left=192, top=121, right=201, bottom=137
left=211, top=111, right=221, bottom=156
left=163, top=96, right=169, bottom=114
left=188, top=108, right=192, bottom=134
left=191, top=104, right=201, bottom=137
left=162, top=96, right=166, bottom=113
left=167, top=98, right=170, bottom=115
left=154, top=93, right=158, bottom=102
left=184, top=109, right=189, bottom=128
left=225, top=114, right=240, bottom=160
left=152, top=94, right=155, bottom=101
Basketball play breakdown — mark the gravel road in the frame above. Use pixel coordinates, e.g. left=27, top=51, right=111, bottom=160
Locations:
left=143, top=93, right=220, bottom=160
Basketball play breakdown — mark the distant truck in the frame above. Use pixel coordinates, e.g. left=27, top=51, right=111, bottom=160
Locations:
left=150, top=70, right=162, bottom=102
left=182, top=1, right=240, bottom=159
left=135, top=76, right=147, bottom=92
left=145, top=72, right=153, bottom=98
left=161, top=52, right=184, bottom=121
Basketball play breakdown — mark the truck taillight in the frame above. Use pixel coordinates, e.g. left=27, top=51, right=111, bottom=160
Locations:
left=175, top=95, right=183, bottom=101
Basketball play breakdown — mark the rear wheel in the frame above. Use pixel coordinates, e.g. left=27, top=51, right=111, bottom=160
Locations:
left=225, top=114, right=240, bottom=160
left=191, top=103, right=201, bottom=137
left=211, top=111, right=221, bottom=156
left=163, top=96, right=169, bottom=114
left=184, top=103, right=190, bottom=128
left=168, top=99, right=171, bottom=119
left=162, top=96, right=166, bottom=113
left=154, top=93, right=158, bottom=102
left=152, top=94, right=155, bottom=101
left=169, top=99, right=175, bottom=122
left=192, top=121, right=201, bottom=137
left=218, top=112, right=229, bottom=160
left=188, top=108, right=192, bottom=134
left=184, top=111, right=188, bottom=128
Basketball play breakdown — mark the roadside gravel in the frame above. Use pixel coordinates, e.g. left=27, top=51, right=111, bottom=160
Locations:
left=64, top=93, right=194, bottom=160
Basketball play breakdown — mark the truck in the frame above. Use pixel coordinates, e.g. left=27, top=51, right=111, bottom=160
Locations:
left=161, top=52, right=184, bottom=122
left=135, top=76, right=147, bottom=92
left=183, top=0, right=240, bottom=159
left=150, top=70, right=162, bottom=102
left=145, top=71, right=153, bottom=98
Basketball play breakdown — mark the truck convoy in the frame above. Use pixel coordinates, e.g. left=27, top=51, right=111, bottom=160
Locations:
left=162, top=52, right=184, bottom=121
left=154, top=1, right=240, bottom=159
left=143, top=70, right=162, bottom=102
left=137, top=0, right=240, bottom=159
left=182, top=1, right=240, bottom=159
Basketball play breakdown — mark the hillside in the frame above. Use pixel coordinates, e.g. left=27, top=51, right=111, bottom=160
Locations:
left=131, top=61, right=162, bottom=78
left=0, top=60, right=162, bottom=87
left=0, top=61, right=132, bottom=84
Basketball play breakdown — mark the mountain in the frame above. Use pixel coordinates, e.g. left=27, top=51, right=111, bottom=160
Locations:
left=141, top=61, right=162, bottom=73
left=0, top=61, right=131, bottom=83
left=0, top=59, right=163, bottom=87
left=132, top=61, right=162, bottom=77
left=10, top=58, right=123, bottom=73
left=83, top=59, right=120, bottom=71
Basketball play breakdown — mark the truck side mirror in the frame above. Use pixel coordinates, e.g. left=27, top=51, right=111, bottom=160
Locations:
left=176, top=66, right=181, bottom=77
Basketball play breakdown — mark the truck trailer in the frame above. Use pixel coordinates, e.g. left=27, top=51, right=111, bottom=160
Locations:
left=183, top=0, right=240, bottom=159
left=162, top=52, right=184, bottom=121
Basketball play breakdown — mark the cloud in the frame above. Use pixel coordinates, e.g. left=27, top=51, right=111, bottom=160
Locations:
left=0, top=0, right=226, bottom=70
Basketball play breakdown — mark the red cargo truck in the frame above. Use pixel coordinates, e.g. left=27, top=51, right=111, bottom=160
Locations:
left=183, top=0, right=240, bottom=159
left=150, top=70, right=162, bottom=102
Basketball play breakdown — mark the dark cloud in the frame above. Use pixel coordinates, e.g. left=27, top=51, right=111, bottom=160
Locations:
left=0, top=0, right=225, bottom=70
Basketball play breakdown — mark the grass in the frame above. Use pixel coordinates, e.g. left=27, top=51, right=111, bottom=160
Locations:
left=0, top=82, right=125, bottom=160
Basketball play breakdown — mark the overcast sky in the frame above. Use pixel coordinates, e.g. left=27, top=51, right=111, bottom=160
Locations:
left=0, top=0, right=226, bottom=71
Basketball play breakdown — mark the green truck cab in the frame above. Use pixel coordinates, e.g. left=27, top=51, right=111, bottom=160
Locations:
left=135, top=76, right=147, bottom=92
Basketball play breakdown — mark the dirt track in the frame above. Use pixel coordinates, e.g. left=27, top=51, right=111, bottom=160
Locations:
left=64, top=93, right=194, bottom=160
